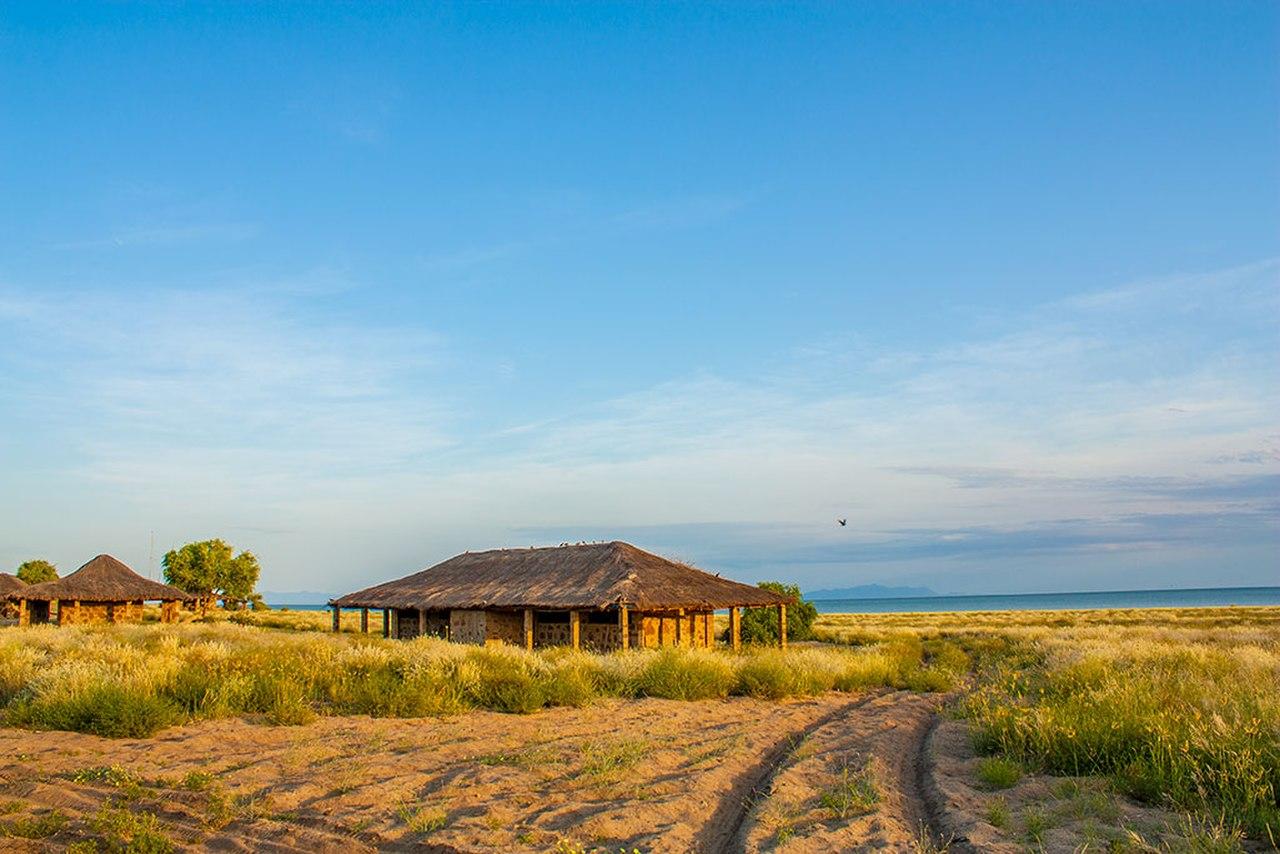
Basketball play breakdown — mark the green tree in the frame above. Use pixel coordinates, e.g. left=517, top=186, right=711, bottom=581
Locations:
left=16, top=559, right=58, bottom=584
left=740, top=581, right=818, bottom=644
left=162, top=539, right=261, bottom=611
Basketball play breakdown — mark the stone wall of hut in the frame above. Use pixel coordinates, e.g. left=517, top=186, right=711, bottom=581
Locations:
left=57, top=600, right=146, bottom=625
left=393, top=609, right=448, bottom=640
left=449, top=609, right=487, bottom=644
left=484, top=610, right=524, bottom=645
left=638, top=610, right=714, bottom=648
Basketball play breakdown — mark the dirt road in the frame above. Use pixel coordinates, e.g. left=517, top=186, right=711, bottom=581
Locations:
left=0, top=692, right=1192, bottom=852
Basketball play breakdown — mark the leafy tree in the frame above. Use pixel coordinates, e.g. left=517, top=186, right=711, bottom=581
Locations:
left=16, top=559, right=58, bottom=585
left=740, top=581, right=818, bottom=644
left=162, top=539, right=261, bottom=611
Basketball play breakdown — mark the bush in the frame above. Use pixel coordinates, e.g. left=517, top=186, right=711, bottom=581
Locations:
left=975, top=757, right=1022, bottom=790
left=740, top=582, right=817, bottom=644
left=633, top=648, right=736, bottom=700
left=7, top=682, right=179, bottom=738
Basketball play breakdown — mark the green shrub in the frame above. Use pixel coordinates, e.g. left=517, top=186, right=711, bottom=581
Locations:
left=818, top=762, right=879, bottom=818
left=88, top=805, right=174, bottom=853
left=633, top=648, right=735, bottom=700
left=740, top=582, right=817, bottom=643
left=975, top=757, right=1022, bottom=790
left=1, top=808, right=67, bottom=839
left=7, top=683, right=179, bottom=738
left=465, top=650, right=547, bottom=714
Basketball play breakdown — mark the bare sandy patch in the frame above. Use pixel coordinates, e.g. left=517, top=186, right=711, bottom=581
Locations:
left=0, top=694, right=887, bottom=852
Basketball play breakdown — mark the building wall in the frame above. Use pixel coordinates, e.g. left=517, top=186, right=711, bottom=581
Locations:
left=394, top=609, right=449, bottom=640
left=449, top=609, right=488, bottom=645
left=57, top=600, right=147, bottom=625
left=638, top=610, right=714, bottom=649
left=484, top=610, right=524, bottom=645
left=385, top=606, right=720, bottom=651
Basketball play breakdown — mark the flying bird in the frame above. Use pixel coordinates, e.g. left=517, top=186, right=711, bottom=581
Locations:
left=837, top=518, right=847, bottom=527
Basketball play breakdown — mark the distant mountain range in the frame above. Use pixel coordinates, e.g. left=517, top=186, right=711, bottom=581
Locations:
left=261, top=590, right=334, bottom=605
left=805, top=583, right=939, bottom=601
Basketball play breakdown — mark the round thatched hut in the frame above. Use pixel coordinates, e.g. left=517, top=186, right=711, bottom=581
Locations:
left=7, top=554, right=193, bottom=626
left=0, top=573, right=26, bottom=621
left=330, top=541, right=793, bottom=651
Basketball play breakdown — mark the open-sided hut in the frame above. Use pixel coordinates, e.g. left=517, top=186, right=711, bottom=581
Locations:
left=0, top=573, right=25, bottom=621
left=330, top=541, right=792, bottom=651
left=7, top=554, right=193, bottom=626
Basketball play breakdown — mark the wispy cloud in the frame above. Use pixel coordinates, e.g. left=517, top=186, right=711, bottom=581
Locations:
left=52, top=222, right=260, bottom=250
left=1, top=259, right=1275, bottom=593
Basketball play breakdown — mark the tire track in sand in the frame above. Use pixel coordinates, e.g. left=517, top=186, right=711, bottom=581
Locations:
left=718, top=690, right=973, bottom=853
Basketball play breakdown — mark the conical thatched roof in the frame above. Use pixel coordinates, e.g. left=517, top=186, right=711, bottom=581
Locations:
left=0, top=573, right=26, bottom=596
left=331, top=541, right=791, bottom=611
left=12, top=554, right=193, bottom=603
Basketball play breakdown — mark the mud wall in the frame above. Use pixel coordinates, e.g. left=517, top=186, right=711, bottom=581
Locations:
left=450, top=609, right=487, bottom=645
left=484, top=610, right=524, bottom=645
left=638, top=611, right=714, bottom=648
left=57, top=600, right=146, bottom=625
left=394, top=609, right=449, bottom=640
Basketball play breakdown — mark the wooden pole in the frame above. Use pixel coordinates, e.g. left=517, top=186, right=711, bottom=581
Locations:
left=360, top=608, right=369, bottom=633
left=778, top=604, right=787, bottom=649
left=569, top=610, right=581, bottom=650
left=676, top=608, right=685, bottom=647
left=524, top=608, right=534, bottom=650
left=382, top=608, right=391, bottom=638
left=730, top=607, right=741, bottom=652
left=418, top=608, right=426, bottom=637
left=17, top=599, right=28, bottom=627
left=331, top=605, right=341, bottom=632
left=619, top=607, right=629, bottom=651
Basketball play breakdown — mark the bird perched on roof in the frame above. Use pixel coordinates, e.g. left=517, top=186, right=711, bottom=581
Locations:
left=837, top=518, right=847, bottom=526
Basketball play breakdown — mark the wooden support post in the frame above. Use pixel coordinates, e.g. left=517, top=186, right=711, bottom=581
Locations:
left=17, top=599, right=28, bottom=627
left=382, top=608, right=391, bottom=638
left=676, top=608, right=685, bottom=647
left=569, top=610, right=581, bottom=650
left=730, top=607, right=741, bottom=651
left=331, top=605, right=341, bottom=632
left=704, top=613, right=712, bottom=647
left=657, top=614, right=665, bottom=646
left=619, top=607, right=629, bottom=651
left=778, top=604, right=787, bottom=649
left=360, top=608, right=369, bottom=633
left=418, top=608, right=426, bottom=637
left=524, top=608, right=534, bottom=650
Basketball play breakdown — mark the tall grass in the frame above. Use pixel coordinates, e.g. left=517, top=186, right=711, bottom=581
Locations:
left=815, top=607, right=1280, bottom=842
left=961, top=629, right=1280, bottom=840
left=0, top=623, right=958, bottom=739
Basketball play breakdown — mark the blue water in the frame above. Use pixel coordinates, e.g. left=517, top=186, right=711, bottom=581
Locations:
left=809, top=586, right=1280, bottom=614
left=273, top=587, right=1280, bottom=614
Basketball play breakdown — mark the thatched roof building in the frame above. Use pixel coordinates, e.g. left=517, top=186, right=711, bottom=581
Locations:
left=9, top=554, right=191, bottom=626
left=331, top=541, right=791, bottom=651
left=0, top=573, right=24, bottom=620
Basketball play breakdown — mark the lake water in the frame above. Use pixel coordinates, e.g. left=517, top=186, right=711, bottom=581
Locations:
left=272, top=586, right=1280, bottom=614
left=809, top=586, right=1280, bottom=614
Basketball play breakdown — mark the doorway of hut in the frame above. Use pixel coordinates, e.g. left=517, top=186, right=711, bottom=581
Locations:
left=29, top=600, right=50, bottom=624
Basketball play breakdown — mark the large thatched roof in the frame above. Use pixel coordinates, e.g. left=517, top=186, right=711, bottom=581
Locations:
left=12, top=554, right=193, bottom=603
left=331, top=541, right=791, bottom=611
left=0, top=573, right=26, bottom=596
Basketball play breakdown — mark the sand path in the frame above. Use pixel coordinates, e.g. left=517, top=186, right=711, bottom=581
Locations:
left=1, top=692, right=965, bottom=852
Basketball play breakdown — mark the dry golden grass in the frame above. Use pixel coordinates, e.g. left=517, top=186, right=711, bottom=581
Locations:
left=817, top=606, right=1280, bottom=841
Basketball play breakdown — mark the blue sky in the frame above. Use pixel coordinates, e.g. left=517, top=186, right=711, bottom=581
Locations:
left=1, top=2, right=1276, bottom=595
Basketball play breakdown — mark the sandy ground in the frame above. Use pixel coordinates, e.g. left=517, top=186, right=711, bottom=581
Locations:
left=0, top=693, right=1236, bottom=853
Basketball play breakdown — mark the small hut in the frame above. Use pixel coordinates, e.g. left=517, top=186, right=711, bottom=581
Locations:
left=7, top=554, right=193, bottom=626
left=330, top=541, right=792, bottom=651
left=0, top=573, right=26, bottom=621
